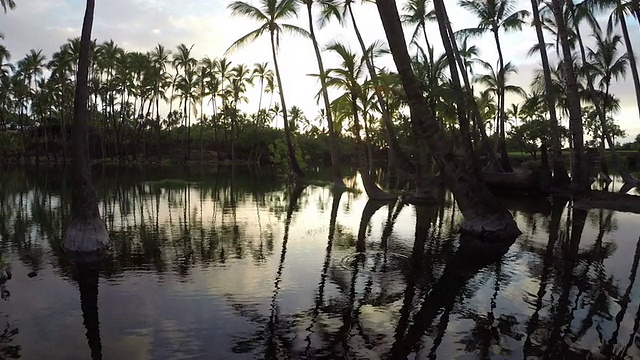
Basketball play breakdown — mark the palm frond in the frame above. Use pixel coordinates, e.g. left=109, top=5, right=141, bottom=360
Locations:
left=225, top=26, right=267, bottom=55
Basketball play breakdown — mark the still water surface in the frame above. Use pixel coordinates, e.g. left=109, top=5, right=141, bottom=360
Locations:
left=0, top=166, right=639, bottom=359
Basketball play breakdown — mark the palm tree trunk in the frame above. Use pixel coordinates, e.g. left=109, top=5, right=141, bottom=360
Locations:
left=530, top=0, right=569, bottom=185
left=269, top=30, right=305, bottom=178
left=376, top=0, right=520, bottom=239
left=64, top=0, right=109, bottom=253
left=551, top=0, right=589, bottom=191
left=306, top=1, right=344, bottom=187
left=619, top=15, right=640, bottom=122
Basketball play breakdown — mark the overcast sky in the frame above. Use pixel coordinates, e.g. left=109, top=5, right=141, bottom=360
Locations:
left=1, top=0, right=639, bottom=142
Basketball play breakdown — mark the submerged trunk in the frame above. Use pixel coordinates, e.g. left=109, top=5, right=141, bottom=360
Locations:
left=551, top=0, right=589, bottom=191
left=305, top=1, right=344, bottom=188
left=269, top=30, right=305, bottom=179
left=530, top=0, right=569, bottom=184
left=63, top=0, right=109, bottom=253
left=376, top=0, right=520, bottom=239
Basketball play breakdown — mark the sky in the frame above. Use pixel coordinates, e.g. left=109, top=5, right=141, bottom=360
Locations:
left=1, top=0, right=639, bottom=142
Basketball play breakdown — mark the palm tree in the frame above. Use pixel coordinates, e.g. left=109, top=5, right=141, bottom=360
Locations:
left=588, top=28, right=628, bottom=125
left=228, top=63, right=253, bottom=162
left=529, top=0, right=569, bottom=184
left=227, top=0, right=309, bottom=179
left=16, top=49, right=46, bottom=156
left=474, top=60, right=526, bottom=137
left=302, top=0, right=345, bottom=187
left=175, top=66, right=198, bottom=162
left=0, top=44, right=13, bottom=131
left=549, top=0, right=589, bottom=190
left=325, top=41, right=394, bottom=200
left=401, top=0, right=436, bottom=49
left=375, top=0, right=520, bottom=239
left=64, top=0, right=109, bottom=253
left=200, top=57, right=221, bottom=155
left=335, top=0, right=417, bottom=177
left=48, top=45, right=75, bottom=160
left=586, top=27, right=638, bottom=185
left=172, top=43, right=197, bottom=162
left=589, top=0, right=640, bottom=122
left=459, top=0, right=530, bottom=172
left=148, top=44, right=172, bottom=160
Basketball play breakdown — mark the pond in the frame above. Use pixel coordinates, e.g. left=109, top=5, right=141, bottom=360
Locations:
left=0, top=165, right=639, bottom=359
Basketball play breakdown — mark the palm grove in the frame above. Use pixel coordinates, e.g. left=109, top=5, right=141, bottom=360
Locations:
left=1, top=0, right=640, bottom=236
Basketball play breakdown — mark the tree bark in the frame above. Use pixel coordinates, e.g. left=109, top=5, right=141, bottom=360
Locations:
left=376, top=0, right=520, bottom=239
left=64, top=0, right=109, bottom=253
left=530, top=0, right=569, bottom=185
left=550, top=0, right=589, bottom=191
left=305, top=1, right=344, bottom=188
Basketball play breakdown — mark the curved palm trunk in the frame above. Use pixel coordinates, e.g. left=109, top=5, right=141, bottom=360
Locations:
left=530, top=0, right=569, bottom=185
left=269, top=30, right=305, bottom=179
left=346, top=3, right=416, bottom=176
left=551, top=0, right=589, bottom=191
left=376, top=0, right=520, bottom=239
left=619, top=14, right=640, bottom=122
left=64, top=0, right=109, bottom=253
left=305, top=1, right=344, bottom=188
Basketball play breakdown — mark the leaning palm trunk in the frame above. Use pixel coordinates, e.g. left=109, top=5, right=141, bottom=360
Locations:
left=305, top=1, right=344, bottom=188
left=376, top=0, right=520, bottom=239
left=550, top=0, right=589, bottom=191
left=269, top=30, right=305, bottom=179
left=64, top=0, right=109, bottom=253
left=530, top=0, right=569, bottom=184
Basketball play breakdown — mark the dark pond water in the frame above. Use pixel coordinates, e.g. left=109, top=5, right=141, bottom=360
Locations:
left=0, top=165, right=639, bottom=359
